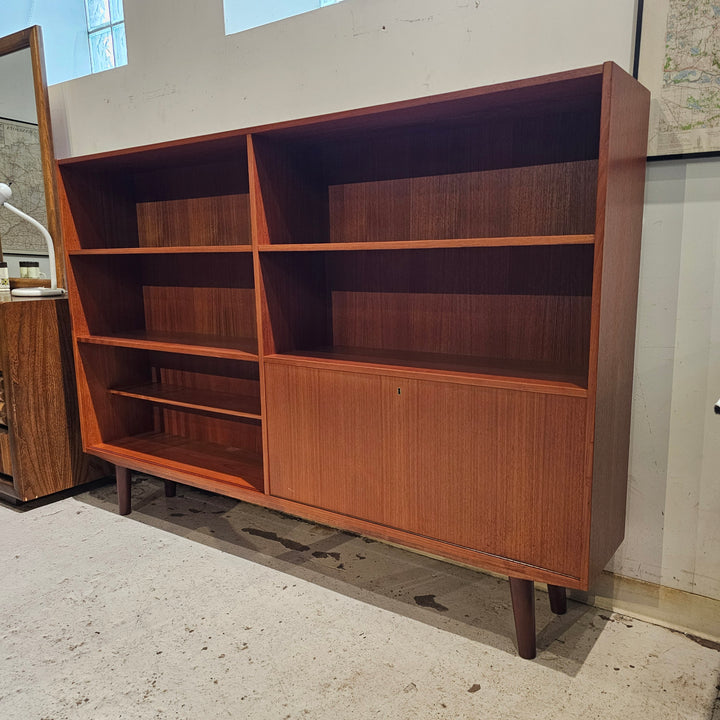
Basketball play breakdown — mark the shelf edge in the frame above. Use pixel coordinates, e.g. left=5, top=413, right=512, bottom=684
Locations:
left=264, top=354, right=588, bottom=397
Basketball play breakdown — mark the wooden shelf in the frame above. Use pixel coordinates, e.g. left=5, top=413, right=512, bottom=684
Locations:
left=264, top=347, right=588, bottom=396
left=109, top=382, right=262, bottom=420
left=69, top=245, right=253, bottom=256
left=93, top=433, right=264, bottom=492
left=76, top=331, right=259, bottom=361
left=258, top=235, right=595, bottom=252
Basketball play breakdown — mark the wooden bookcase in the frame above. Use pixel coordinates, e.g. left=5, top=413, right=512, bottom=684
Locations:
left=58, top=62, right=649, bottom=658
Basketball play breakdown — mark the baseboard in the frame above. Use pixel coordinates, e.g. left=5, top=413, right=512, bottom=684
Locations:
left=566, top=571, right=720, bottom=644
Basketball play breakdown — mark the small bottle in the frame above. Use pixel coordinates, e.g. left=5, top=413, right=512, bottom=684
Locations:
left=26, top=261, right=41, bottom=279
left=19, top=261, right=30, bottom=278
left=0, top=261, right=9, bottom=290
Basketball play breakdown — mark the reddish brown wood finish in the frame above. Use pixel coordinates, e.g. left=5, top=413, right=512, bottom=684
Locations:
left=328, top=162, right=597, bottom=243
left=265, top=350, right=588, bottom=396
left=103, top=433, right=263, bottom=492
left=257, top=235, right=595, bottom=252
left=259, top=246, right=593, bottom=383
left=109, top=383, right=261, bottom=420
left=249, top=135, right=328, bottom=245
left=265, top=363, right=587, bottom=578
left=134, top=159, right=251, bottom=247
left=584, top=63, right=650, bottom=581
left=76, top=332, right=258, bottom=360
left=59, top=62, right=649, bottom=655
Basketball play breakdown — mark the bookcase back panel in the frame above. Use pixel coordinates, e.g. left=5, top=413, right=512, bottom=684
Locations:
left=267, top=246, right=594, bottom=373
left=61, top=168, right=140, bottom=250
left=72, top=254, right=257, bottom=341
left=328, top=160, right=598, bottom=242
left=70, top=255, right=146, bottom=335
left=135, top=160, right=251, bottom=247
left=253, top=107, right=600, bottom=245
left=75, top=344, right=154, bottom=444
left=315, top=111, right=600, bottom=186
left=154, top=354, right=260, bottom=402
left=143, top=286, right=257, bottom=339
left=161, top=409, right=262, bottom=455
left=61, top=146, right=250, bottom=250
left=331, top=292, right=591, bottom=370
left=136, top=195, right=250, bottom=247
left=258, top=252, right=332, bottom=354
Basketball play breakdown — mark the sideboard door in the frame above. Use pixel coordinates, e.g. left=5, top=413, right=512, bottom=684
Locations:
left=265, top=363, right=587, bottom=577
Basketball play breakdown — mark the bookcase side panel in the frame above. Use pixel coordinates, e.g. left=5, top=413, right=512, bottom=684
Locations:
left=587, top=63, right=650, bottom=583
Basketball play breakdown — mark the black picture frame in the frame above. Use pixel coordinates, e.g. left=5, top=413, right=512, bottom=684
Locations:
left=633, top=0, right=720, bottom=161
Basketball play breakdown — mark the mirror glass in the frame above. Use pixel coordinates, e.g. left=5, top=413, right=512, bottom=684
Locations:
left=0, top=45, right=49, bottom=257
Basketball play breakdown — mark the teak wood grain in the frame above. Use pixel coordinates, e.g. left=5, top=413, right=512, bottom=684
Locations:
left=264, top=349, right=588, bottom=396
left=265, top=363, right=587, bottom=577
left=328, top=161, right=598, bottom=243
left=59, top=62, right=649, bottom=655
left=585, top=62, right=650, bottom=581
left=259, top=246, right=594, bottom=379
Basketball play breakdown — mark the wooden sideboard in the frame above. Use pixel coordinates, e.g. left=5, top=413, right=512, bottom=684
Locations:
left=57, top=62, right=649, bottom=658
left=0, top=296, right=107, bottom=502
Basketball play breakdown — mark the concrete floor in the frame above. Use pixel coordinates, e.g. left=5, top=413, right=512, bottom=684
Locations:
left=1, top=476, right=719, bottom=720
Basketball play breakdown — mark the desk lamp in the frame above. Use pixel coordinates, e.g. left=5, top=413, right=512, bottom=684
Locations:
left=0, top=182, right=66, bottom=297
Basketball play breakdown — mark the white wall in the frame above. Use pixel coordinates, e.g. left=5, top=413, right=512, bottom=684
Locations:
left=608, top=158, right=720, bottom=601
left=45, top=0, right=720, bottom=602
left=49, top=0, right=638, bottom=158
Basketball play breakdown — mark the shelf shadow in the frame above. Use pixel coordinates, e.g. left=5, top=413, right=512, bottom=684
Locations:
left=76, top=474, right=609, bottom=676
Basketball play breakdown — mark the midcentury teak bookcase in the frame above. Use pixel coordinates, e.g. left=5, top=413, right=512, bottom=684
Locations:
left=58, top=62, right=649, bottom=658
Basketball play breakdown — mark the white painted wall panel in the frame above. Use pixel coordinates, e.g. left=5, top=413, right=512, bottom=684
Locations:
left=609, top=159, right=720, bottom=601
left=48, top=0, right=638, bottom=157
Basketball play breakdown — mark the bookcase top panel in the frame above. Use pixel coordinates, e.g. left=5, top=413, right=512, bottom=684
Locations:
left=58, top=63, right=609, bottom=170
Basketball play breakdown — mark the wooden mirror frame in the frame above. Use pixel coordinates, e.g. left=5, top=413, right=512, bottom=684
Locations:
left=0, top=25, right=63, bottom=288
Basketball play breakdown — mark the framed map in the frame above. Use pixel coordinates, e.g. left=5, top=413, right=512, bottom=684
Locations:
left=0, top=116, right=48, bottom=255
left=635, top=0, right=720, bottom=158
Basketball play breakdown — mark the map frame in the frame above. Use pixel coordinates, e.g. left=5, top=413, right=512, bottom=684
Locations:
left=635, top=0, right=720, bottom=160
left=0, top=114, right=48, bottom=256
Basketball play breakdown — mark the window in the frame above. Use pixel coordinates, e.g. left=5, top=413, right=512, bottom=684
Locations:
left=85, top=0, right=127, bottom=73
left=224, top=0, right=345, bottom=36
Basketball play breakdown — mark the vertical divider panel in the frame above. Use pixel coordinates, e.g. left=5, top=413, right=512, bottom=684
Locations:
left=247, top=134, right=270, bottom=492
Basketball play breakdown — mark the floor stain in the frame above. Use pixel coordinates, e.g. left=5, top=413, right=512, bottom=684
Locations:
left=468, top=684, right=481, bottom=693
left=241, top=528, right=310, bottom=552
left=414, top=594, right=449, bottom=612
left=312, top=551, right=341, bottom=561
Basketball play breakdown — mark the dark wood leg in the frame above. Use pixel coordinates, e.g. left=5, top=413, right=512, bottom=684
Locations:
left=164, top=480, right=177, bottom=498
left=509, top=577, right=536, bottom=659
left=547, top=584, right=567, bottom=615
left=116, top=466, right=131, bottom=516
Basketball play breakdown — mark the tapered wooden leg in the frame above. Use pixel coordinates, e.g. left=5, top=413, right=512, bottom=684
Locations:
left=164, top=480, right=177, bottom=498
left=509, top=577, right=536, bottom=659
left=116, top=466, right=131, bottom=516
left=547, top=584, right=567, bottom=615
